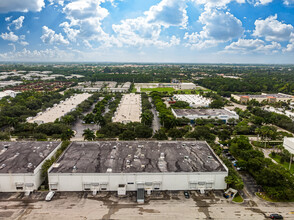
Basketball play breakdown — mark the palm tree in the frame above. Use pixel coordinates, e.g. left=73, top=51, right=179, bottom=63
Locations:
left=83, top=128, right=95, bottom=141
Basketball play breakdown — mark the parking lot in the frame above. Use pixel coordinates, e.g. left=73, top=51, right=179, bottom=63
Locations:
left=1, top=191, right=294, bottom=220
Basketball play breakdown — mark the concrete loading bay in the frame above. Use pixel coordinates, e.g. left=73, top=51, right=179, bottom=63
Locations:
left=0, top=190, right=293, bottom=219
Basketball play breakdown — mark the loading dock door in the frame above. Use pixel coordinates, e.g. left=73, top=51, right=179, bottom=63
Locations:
left=137, top=188, right=144, bottom=204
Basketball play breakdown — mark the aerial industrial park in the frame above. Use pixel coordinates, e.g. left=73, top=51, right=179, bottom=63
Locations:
left=0, top=63, right=294, bottom=219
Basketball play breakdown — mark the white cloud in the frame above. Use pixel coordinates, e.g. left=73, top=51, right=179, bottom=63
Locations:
left=0, top=48, right=76, bottom=61
left=224, top=38, right=281, bottom=54
left=0, top=0, right=44, bottom=13
left=5, top=16, right=12, bottom=22
left=48, top=0, right=65, bottom=6
left=184, top=9, right=244, bottom=49
left=112, top=0, right=187, bottom=48
left=146, top=0, right=188, bottom=28
left=19, top=41, right=29, bottom=46
left=41, top=26, right=69, bottom=45
left=253, top=14, right=294, bottom=41
left=248, top=0, right=273, bottom=6
left=59, top=22, right=80, bottom=42
left=8, top=16, right=25, bottom=31
left=62, top=0, right=109, bottom=41
left=0, top=32, right=19, bottom=42
left=191, top=0, right=245, bottom=8
left=284, top=0, right=294, bottom=5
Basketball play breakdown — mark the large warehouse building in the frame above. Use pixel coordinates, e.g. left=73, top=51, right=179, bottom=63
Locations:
left=231, top=93, right=294, bottom=103
left=0, top=141, right=61, bottom=193
left=112, top=93, right=142, bottom=124
left=172, top=108, right=239, bottom=123
left=27, top=93, right=91, bottom=125
left=48, top=141, right=228, bottom=197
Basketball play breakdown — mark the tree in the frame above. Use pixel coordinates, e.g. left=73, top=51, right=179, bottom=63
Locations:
left=209, top=99, right=224, bottom=108
left=153, top=128, right=168, bottom=140
left=134, top=124, right=153, bottom=138
left=61, top=129, right=74, bottom=141
left=82, top=128, right=95, bottom=141
left=119, top=130, right=136, bottom=140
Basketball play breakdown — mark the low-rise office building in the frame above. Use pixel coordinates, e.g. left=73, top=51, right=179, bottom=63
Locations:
left=172, top=108, right=239, bottom=123
left=232, top=93, right=294, bottom=103
left=48, top=141, right=228, bottom=195
left=0, top=142, right=61, bottom=193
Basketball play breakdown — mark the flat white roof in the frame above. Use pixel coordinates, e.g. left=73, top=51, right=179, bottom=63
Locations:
left=173, top=94, right=211, bottom=107
left=113, top=93, right=141, bottom=123
left=284, top=138, right=294, bottom=154
left=28, top=93, right=91, bottom=124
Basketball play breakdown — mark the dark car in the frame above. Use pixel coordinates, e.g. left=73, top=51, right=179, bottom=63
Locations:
left=269, top=214, right=283, bottom=219
left=184, top=191, right=190, bottom=199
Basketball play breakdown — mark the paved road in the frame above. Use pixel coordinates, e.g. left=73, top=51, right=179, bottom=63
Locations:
left=149, top=97, right=161, bottom=133
left=225, top=97, right=247, bottom=111
left=71, top=98, right=102, bottom=141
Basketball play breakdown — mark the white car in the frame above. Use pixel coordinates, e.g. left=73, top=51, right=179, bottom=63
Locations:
left=45, top=191, right=55, bottom=201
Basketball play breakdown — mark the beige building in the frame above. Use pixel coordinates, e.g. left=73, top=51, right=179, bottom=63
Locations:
left=231, top=93, right=294, bottom=104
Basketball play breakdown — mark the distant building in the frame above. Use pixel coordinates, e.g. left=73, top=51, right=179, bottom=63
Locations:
left=173, top=94, right=211, bottom=108
left=48, top=141, right=228, bottom=196
left=178, top=83, right=197, bottom=90
left=172, top=108, right=239, bottom=123
left=0, top=90, right=20, bottom=100
left=0, top=142, right=61, bottom=192
left=231, top=93, right=294, bottom=103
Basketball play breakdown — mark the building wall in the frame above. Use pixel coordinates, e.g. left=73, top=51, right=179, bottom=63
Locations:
left=48, top=172, right=228, bottom=192
left=171, top=109, right=239, bottom=123
left=0, top=142, right=61, bottom=192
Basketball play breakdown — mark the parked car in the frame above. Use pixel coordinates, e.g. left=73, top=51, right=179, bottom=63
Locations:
left=184, top=191, right=190, bottom=199
left=269, top=214, right=283, bottom=219
left=45, top=191, right=55, bottom=201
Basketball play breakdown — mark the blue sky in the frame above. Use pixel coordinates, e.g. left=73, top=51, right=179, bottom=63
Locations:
left=1, top=0, right=294, bottom=63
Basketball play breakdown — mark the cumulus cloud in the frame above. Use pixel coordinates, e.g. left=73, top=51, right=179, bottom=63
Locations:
left=41, top=26, right=69, bottom=45
left=248, top=0, right=273, bottom=6
left=184, top=9, right=244, bottom=49
left=253, top=14, right=294, bottom=41
left=0, top=48, right=76, bottom=61
left=0, top=0, right=44, bottom=13
left=5, top=16, right=12, bottom=22
left=146, top=0, right=188, bottom=28
left=0, top=32, right=19, bottom=42
left=112, top=0, right=187, bottom=48
left=191, top=0, right=245, bottom=8
left=8, top=16, right=25, bottom=31
left=284, top=0, right=294, bottom=5
left=224, top=38, right=281, bottom=54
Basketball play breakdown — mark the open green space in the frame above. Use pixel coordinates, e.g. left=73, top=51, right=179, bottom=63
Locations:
left=269, top=153, right=294, bottom=174
left=141, top=87, right=175, bottom=93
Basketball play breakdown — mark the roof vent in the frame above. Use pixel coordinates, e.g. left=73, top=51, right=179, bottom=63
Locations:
left=72, top=166, right=77, bottom=172
left=0, top=164, right=6, bottom=169
left=112, top=145, right=117, bottom=149
left=160, top=152, right=165, bottom=159
left=207, top=156, right=213, bottom=159
left=39, top=153, right=44, bottom=158
left=3, top=145, right=9, bottom=150
left=107, top=168, right=112, bottom=173
left=184, top=156, right=189, bottom=160
left=27, top=163, right=33, bottom=168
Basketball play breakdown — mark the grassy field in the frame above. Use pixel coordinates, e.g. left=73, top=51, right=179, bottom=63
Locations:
left=141, top=87, right=175, bottom=93
left=269, top=153, right=294, bottom=173
left=140, top=87, right=211, bottom=94
left=232, top=194, right=244, bottom=203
